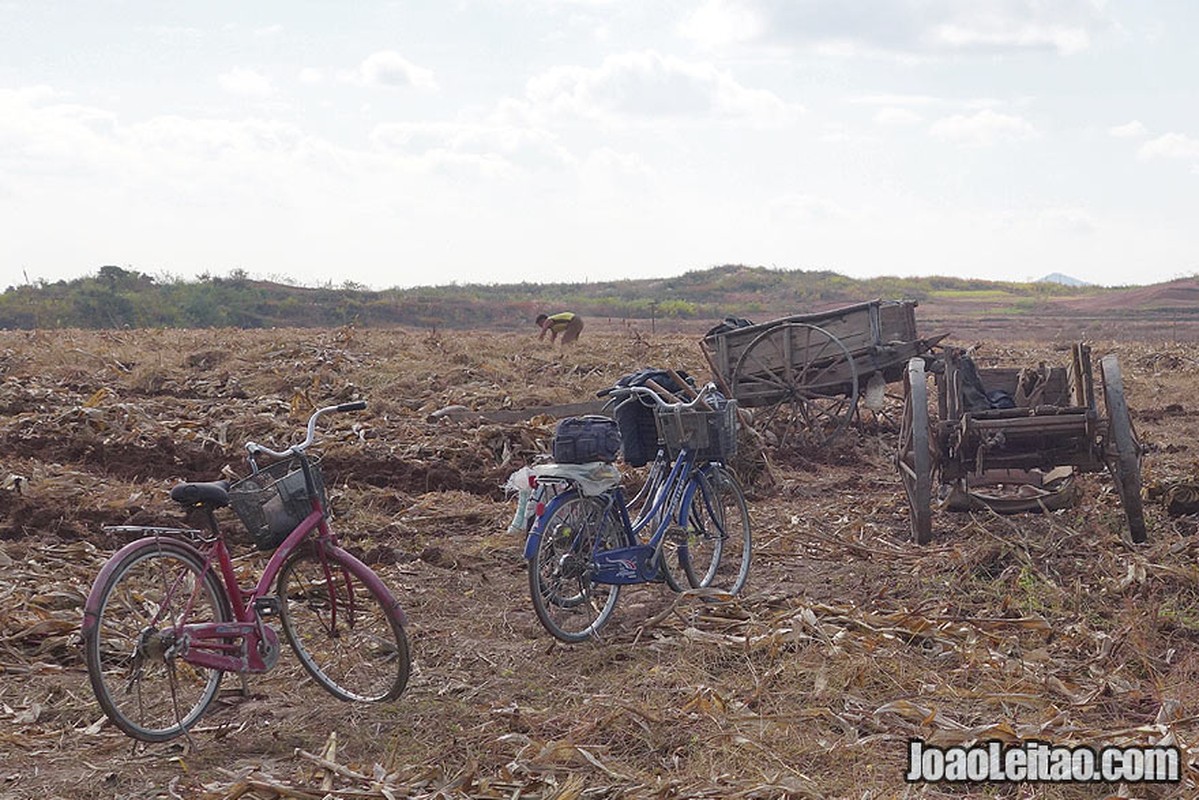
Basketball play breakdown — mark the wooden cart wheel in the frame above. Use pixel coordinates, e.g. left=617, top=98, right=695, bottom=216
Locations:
left=1100, top=355, right=1147, bottom=543
left=897, top=357, right=934, bottom=543
left=730, top=323, right=859, bottom=447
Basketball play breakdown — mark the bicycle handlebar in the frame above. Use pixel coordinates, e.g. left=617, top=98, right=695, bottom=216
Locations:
left=245, top=401, right=367, bottom=462
left=602, top=381, right=720, bottom=410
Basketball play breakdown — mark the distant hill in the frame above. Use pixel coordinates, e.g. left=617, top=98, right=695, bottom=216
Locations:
left=2, top=263, right=1190, bottom=330
left=1055, top=277, right=1199, bottom=315
left=1037, top=272, right=1089, bottom=287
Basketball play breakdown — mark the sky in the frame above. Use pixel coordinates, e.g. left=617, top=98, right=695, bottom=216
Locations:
left=2, top=1, right=1197, bottom=291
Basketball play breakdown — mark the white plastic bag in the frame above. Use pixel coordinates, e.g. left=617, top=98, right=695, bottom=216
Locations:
left=504, top=467, right=536, bottom=533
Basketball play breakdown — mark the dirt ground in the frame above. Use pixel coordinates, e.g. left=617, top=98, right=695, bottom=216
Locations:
left=2, top=321, right=1199, bottom=799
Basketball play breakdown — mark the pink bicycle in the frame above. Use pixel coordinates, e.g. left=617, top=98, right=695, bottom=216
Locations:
left=81, top=401, right=410, bottom=742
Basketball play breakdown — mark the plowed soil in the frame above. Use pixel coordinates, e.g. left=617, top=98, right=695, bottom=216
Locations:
left=2, top=324, right=1198, bottom=799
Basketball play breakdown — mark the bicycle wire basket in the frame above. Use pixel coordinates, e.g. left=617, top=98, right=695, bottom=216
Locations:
left=228, top=456, right=326, bottom=551
left=654, top=398, right=739, bottom=462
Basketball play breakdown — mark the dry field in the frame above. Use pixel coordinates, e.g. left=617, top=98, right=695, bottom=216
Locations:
left=2, top=323, right=1199, bottom=799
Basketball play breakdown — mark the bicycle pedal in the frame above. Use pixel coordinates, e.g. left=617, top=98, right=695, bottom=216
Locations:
left=253, top=597, right=281, bottom=617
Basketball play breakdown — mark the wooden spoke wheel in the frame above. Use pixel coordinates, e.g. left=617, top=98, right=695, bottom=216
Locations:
left=731, top=323, right=859, bottom=448
left=897, top=357, right=934, bottom=543
left=1100, top=355, right=1147, bottom=543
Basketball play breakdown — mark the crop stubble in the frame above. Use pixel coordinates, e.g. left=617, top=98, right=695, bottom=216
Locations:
left=1, top=325, right=1198, bottom=798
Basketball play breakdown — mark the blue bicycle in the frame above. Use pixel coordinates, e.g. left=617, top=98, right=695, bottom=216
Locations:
left=524, top=382, right=752, bottom=642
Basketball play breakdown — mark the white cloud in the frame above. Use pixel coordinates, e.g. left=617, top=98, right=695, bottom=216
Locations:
left=926, top=19, right=1091, bottom=55
left=0, top=84, right=62, bottom=106
left=679, top=0, right=765, bottom=48
left=0, top=88, right=120, bottom=172
left=577, top=147, right=657, bottom=201
left=523, top=51, right=796, bottom=127
left=680, top=0, right=1113, bottom=57
left=767, top=192, right=847, bottom=223
left=851, top=93, right=941, bottom=107
left=218, top=68, right=275, bottom=98
left=1037, top=206, right=1097, bottom=233
left=929, top=108, right=1037, bottom=147
left=874, top=107, right=923, bottom=126
left=355, top=51, right=438, bottom=92
left=369, top=119, right=572, bottom=175
left=298, top=67, right=324, bottom=85
left=146, top=25, right=204, bottom=47
left=964, top=97, right=1008, bottom=111
left=0, top=89, right=360, bottom=220
left=1108, top=120, right=1147, bottom=138
left=1137, top=132, right=1199, bottom=161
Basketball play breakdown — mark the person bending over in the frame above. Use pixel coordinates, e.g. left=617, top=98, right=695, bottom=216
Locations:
left=535, top=312, right=584, bottom=344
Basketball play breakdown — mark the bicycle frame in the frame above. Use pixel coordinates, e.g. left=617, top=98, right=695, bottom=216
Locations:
left=623, top=446, right=669, bottom=518
left=523, top=446, right=700, bottom=584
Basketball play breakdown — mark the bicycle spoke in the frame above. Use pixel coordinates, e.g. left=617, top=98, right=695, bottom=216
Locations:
left=83, top=541, right=228, bottom=742
left=528, top=495, right=622, bottom=642
left=278, top=544, right=410, bottom=703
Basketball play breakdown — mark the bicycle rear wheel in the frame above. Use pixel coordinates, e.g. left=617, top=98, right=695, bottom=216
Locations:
left=680, top=465, right=752, bottom=596
left=83, top=538, right=230, bottom=742
left=528, top=494, right=623, bottom=642
left=277, top=543, right=410, bottom=703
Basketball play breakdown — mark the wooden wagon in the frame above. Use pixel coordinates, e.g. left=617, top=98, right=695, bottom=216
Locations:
left=701, top=299, right=946, bottom=446
left=897, top=344, right=1146, bottom=544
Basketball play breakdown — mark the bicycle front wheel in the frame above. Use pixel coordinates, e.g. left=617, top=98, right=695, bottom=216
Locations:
left=277, top=543, right=411, bottom=703
left=680, top=465, right=752, bottom=596
left=83, top=538, right=231, bottom=742
left=528, top=494, right=623, bottom=643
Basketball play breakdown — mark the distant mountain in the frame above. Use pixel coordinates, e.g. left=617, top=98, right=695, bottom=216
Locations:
left=1037, top=272, right=1089, bottom=287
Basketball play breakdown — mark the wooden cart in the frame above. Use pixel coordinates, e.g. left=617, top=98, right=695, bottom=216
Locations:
left=897, top=344, right=1146, bottom=544
left=701, top=299, right=945, bottom=446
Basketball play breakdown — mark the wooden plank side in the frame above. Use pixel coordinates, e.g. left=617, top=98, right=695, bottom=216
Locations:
left=702, top=299, right=885, bottom=354
left=729, top=328, right=858, bottom=379
left=878, top=302, right=919, bottom=341
left=794, top=306, right=878, bottom=353
left=711, top=307, right=879, bottom=375
left=704, top=299, right=924, bottom=393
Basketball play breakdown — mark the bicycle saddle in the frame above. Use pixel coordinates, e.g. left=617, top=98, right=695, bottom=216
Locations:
left=170, top=480, right=232, bottom=509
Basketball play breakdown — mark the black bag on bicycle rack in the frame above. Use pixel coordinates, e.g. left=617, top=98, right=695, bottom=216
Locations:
left=552, top=415, right=622, bottom=464
left=614, top=399, right=658, bottom=467
left=612, top=368, right=695, bottom=467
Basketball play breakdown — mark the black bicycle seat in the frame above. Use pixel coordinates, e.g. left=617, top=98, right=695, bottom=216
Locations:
left=170, top=480, right=232, bottom=509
